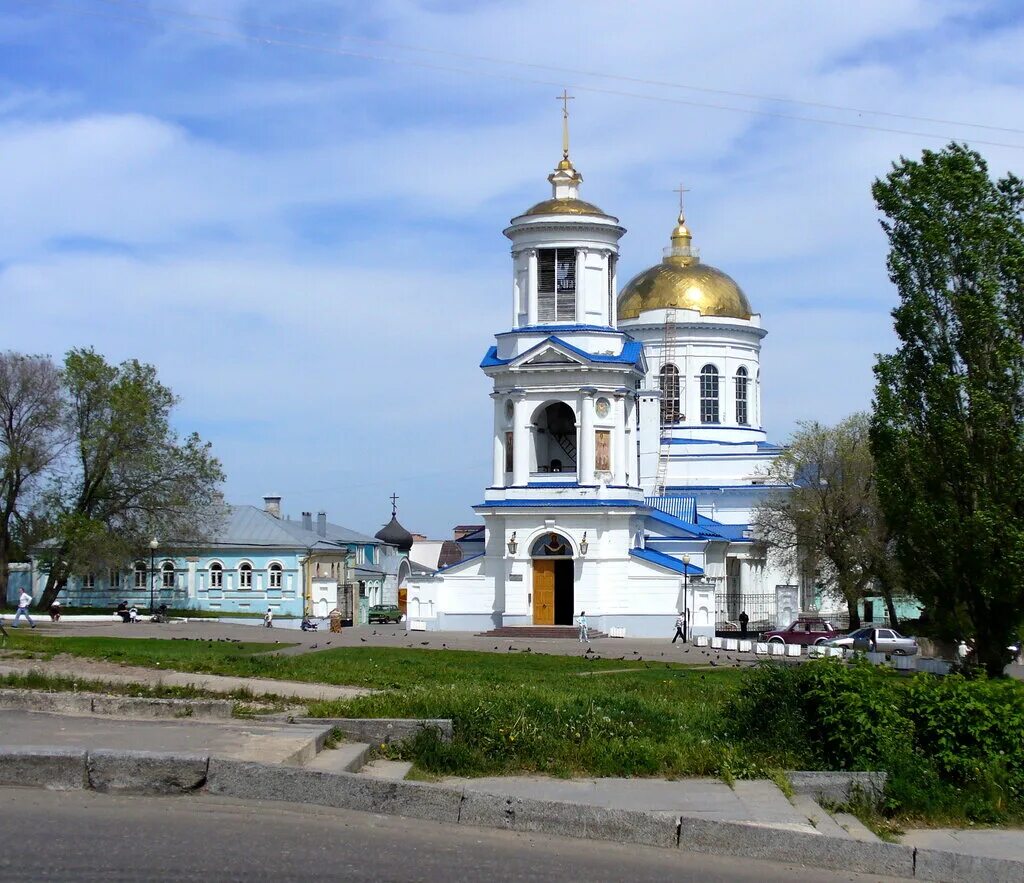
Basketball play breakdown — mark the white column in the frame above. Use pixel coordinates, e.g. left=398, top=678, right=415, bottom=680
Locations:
left=575, top=249, right=587, bottom=324
left=511, top=252, right=520, bottom=327
left=527, top=250, right=538, bottom=326
left=512, top=393, right=530, bottom=486
left=186, top=559, right=197, bottom=600
left=739, top=559, right=751, bottom=599
left=613, top=392, right=627, bottom=486
left=624, top=393, right=635, bottom=486
left=610, top=251, right=618, bottom=328
left=491, top=393, right=505, bottom=487
left=578, top=388, right=595, bottom=485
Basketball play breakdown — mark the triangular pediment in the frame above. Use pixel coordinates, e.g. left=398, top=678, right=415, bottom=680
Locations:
left=509, top=337, right=588, bottom=369
left=521, top=347, right=581, bottom=366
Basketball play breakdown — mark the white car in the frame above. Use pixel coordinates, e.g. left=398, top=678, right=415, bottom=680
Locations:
left=827, top=627, right=918, bottom=656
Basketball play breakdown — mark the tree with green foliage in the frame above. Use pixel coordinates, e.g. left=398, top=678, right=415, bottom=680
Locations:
left=0, top=352, right=66, bottom=603
left=871, top=143, right=1024, bottom=678
left=36, top=348, right=224, bottom=609
left=754, top=413, right=899, bottom=629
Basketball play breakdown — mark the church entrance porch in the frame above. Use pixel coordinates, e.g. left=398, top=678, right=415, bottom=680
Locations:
left=531, top=532, right=575, bottom=625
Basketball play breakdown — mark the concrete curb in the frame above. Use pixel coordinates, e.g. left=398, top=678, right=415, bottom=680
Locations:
left=2, top=747, right=1022, bottom=881
left=87, top=749, right=209, bottom=795
left=297, top=717, right=453, bottom=745
left=787, top=770, right=888, bottom=804
left=0, top=747, right=87, bottom=790
left=0, top=688, right=234, bottom=720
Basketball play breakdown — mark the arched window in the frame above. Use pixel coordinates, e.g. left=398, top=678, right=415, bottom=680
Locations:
left=161, top=560, right=175, bottom=589
left=735, top=366, right=749, bottom=425
left=269, top=563, right=283, bottom=588
left=209, top=562, right=223, bottom=588
left=133, top=561, right=147, bottom=589
left=659, top=364, right=681, bottom=424
left=700, top=364, right=720, bottom=424
left=239, top=562, right=253, bottom=589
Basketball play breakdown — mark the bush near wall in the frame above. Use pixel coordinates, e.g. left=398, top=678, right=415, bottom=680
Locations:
left=725, top=659, right=1024, bottom=823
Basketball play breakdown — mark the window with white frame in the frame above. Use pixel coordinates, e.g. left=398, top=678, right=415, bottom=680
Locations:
left=109, top=569, right=122, bottom=588
left=269, top=563, right=283, bottom=588
left=735, top=367, right=749, bottom=425
left=239, top=562, right=253, bottom=589
left=537, top=248, right=577, bottom=322
left=134, top=561, right=147, bottom=589
left=209, top=562, right=223, bottom=588
left=82, top=572, right=95, bottom=589
left=659, top=363, right=681, bottom=424
left=161, top=561, right=175, bottom=589
left=700, top=364, right=720, bottom=424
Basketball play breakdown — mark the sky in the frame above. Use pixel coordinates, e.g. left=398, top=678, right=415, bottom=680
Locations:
left=1, top=0, right=1022, bottom=538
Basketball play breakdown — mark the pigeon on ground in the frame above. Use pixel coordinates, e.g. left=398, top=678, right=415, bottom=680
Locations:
left=493, top=646, right=499, bottom=650
left=325, top=641, right=331, bottom=645
left=360, top=637, right=367, bottom=642
left=310, top=643, right=318, bottom=649
left=709, top=660, right=718, bottom=667
left=420, top=641, right=429, bottom=646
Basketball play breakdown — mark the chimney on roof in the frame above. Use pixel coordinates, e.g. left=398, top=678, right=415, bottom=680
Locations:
left=301, top=512, right=312, bottom=532
left=263, top=495, right=281, bottom=519
left=316, top=512, right=327, bottom=537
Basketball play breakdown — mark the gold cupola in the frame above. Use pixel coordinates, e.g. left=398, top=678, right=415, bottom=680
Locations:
left=516, top=91, right=615, bottom=221
left=617, top=210, right=752, bottom=321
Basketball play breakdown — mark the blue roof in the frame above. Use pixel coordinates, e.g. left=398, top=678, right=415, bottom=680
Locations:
left=645, top=508, right=725, bottom=539
left=630, top=547, right=704, bottom=575
left=474, top=499, right=644, bottom=509
left=436, top=551, right=485, bottom=573
left=481, top=335, right=645, bottom=370
left=645, top=495, right=696, bottom=522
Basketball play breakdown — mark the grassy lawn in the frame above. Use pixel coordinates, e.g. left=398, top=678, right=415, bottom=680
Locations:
left=4, top=632, right=749, bottom=779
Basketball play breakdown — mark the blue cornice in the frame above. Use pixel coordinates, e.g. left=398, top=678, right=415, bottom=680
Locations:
left=630, top=547, right=705, bottom=575
left=496, top=324, right=626, bottom=336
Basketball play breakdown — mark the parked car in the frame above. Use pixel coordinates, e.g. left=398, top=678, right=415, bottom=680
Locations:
left=827, top=627, right=919, bottom=656
left=368, top=604, right=403, bottom=624
left=761, top=618, right=842, bottom=646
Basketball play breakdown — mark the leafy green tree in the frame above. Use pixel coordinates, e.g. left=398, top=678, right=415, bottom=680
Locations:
left=871, top=143, right=1024, bottom=677
left=754, top=414, right=897, bottom=629
left=36, top=349, right=224, bottom=609
left=0, top=352, right=66, bottom=604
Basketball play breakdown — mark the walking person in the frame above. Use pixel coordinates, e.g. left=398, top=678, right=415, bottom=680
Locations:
left=739, top=610, right=749, bottom=639
left=264, top=607, right=274, bottom=628
left=12, top=590, right=35, bottom=629
left=672, top=611, right=686, bottom=643
left=576, top=610, right=589, bottom=644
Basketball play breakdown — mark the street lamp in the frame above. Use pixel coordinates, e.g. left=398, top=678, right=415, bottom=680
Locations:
left=149, top=538, right=159, bottom=612
left=506, top=531, right=517, bottom=555
left=579, top=532, right=589, bottom=556
left=682, top=553, right=691, bottom=642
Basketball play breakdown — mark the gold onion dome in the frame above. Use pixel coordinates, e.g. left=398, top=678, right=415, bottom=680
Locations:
left=521, top=196, right=612, bottom=218
left=617, top=212, right=752, bottom=321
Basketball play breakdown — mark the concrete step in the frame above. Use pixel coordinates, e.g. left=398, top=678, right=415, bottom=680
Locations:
left=359, top=760, right=413, bottom=781
left=791, top=795, right=852, bottom=839
left=833, top=812, right=881, bottom=842
left=305, top=742, right=371, bottom=773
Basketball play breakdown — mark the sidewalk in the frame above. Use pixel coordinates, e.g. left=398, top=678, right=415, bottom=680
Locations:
left=0, top=657, right=371, bottom=701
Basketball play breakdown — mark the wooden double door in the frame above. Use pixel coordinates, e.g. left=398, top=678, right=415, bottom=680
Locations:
left=532, top=559, right=574, bottom=625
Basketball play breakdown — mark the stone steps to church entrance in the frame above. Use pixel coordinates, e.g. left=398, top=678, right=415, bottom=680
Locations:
left=477, top=627, right=608, bottom=639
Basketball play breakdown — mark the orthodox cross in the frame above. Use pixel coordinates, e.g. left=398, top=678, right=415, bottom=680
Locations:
left=389, top=492, right=399, bottom=517
left=673, top=182, right=690, bottom=216
left=557, top=88, right=574, bottom=160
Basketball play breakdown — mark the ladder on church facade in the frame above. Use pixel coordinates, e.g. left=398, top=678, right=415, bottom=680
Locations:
left=653, top=308, right=678, bottom=496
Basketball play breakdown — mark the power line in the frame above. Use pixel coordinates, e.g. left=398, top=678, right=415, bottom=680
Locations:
left=15, top=0, right=1024, bottom=151
left=75, top=0, right=1024, bottom=137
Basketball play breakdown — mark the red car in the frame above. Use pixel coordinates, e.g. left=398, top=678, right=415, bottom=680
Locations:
left=762, top=618, right=842, bottom=646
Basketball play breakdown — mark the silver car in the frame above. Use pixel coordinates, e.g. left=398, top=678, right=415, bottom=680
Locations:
left=827, top=627, right=919, bottom=656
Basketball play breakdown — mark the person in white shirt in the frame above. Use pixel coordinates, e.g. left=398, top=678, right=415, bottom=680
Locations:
left=264, top=607, right=274, bottom=628
left=576, top=610, right=589, bottom=644
left=12, top=591, right=35, bottom=628
left=672, top=612, right=687, bottom=644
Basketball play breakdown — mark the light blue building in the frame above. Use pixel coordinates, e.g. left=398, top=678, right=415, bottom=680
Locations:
left=35, top=496, right=411, bottom=623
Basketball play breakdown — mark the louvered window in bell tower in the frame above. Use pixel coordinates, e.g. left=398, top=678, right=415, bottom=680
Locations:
left=537, top=248, right=577, bottom=322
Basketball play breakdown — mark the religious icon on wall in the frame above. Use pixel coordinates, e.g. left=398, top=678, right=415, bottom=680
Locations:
left=505, top=431, right=514, bottom=473
left=595, top=429, right=611, bottom=473
left=543, top=533, right=568, bottom=556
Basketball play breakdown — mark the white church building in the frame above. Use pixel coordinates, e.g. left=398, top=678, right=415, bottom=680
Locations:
left=406, top=131, right=798, bottom=638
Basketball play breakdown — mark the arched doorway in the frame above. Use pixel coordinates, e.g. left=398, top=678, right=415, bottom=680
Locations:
left=531, top=532, right=574, bottom=625
left=533, top=402, right=577, bottom=474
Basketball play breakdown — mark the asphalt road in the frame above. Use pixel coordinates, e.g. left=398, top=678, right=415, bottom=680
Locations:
left=0, top=788, right=911, bottom=882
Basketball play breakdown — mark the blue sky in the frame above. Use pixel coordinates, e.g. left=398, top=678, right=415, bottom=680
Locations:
left=1, top=0, right=1022, bottom=537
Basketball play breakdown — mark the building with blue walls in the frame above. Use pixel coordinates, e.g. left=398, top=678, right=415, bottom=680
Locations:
left=32, top=496, right=412, bottom=623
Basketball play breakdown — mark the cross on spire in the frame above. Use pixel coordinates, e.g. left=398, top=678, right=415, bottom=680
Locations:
left=673, top=182, right=690, bottom=216
left=557, top=88, right=574, bottom=160
left=389, top=492, right=399, bottom=517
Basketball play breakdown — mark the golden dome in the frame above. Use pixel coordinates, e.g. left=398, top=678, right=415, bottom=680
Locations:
left=617, top=213, right=752, bottom=321
left=520, top=197, right=614, bottom=219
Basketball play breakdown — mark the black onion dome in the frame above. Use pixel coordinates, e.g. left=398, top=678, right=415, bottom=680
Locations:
left=375, top=515, right=413, bottom=552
